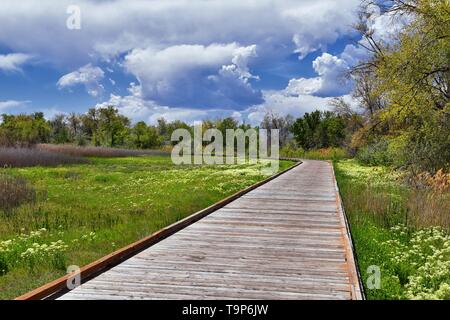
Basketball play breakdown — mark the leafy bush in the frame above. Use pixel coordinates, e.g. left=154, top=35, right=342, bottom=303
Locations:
left=0, top=113, right=51, bottom=147
left=356, top=139, right=394, bottom=166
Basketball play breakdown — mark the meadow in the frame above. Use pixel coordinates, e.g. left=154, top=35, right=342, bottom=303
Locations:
left=0, top=154, right=293, bottom=299
left=334, top=160, right=450, bottom=300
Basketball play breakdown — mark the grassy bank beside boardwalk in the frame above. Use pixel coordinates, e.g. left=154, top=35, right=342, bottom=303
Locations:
left=0, top=155, right=293, bottom=299
left=334, top=160, right=449, bottom=300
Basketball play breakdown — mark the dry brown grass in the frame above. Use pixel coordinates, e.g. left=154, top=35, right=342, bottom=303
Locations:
left=408, top=189, right=450, bottom=229
left=38, top=144, right=169, bottom=158
left=0, top=174, right=37, bottom=216
left=344, top=184, right=449, bottom=230
left=335, top=161, right=450, bottom=231
left=0, top=147, right=88, bottom=168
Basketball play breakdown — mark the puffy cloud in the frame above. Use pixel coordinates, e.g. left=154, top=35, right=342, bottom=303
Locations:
left=0, top=0, right=368, bottom=122
left=0, top=53, right=32, bottom=72
left=365, top=4, right=411, bottom=45
left=0, top=99, right=30, bottom=111
left=285, top=53, right=351, bottom=97
left=124, top=43, right=263, bottom=109
left=246, top=90, right=334, bottom=125
left=57, top=64, right=105, bottom=97
left=95, top=83, right=230, bottom=125
left=0, top=0, right=360, bottom=66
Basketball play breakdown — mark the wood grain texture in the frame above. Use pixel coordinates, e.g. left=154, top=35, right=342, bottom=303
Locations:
left=59, top=160, right=362, bottom=300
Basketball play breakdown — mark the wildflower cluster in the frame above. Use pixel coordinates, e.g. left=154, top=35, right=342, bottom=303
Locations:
left=381, top=225, right=450, bottom=299
left=0, top=228, right=70, bottom=271
left=20, top=240, right=68, bottom=261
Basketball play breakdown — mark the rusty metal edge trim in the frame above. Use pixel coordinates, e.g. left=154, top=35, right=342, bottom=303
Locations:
left=330, top=160, right=366, bottom=300
left=15, top=159, right=302, bottom=300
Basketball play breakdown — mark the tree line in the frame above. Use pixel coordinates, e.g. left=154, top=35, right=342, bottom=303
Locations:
left=0, top=105, right=351, bottom=150
left=0, top=107, right=296, bottom=150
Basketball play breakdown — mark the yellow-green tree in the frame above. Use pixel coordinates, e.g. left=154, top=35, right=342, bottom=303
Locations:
left=353, top=0, right=450, bottom=172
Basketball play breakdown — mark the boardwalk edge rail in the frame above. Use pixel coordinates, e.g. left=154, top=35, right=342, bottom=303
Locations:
left=330, top=161, right=366, bottom=300
left=16, top=159, right=302, bottom=300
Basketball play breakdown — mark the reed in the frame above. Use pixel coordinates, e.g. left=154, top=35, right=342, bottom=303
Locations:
left=37, top=144, right=169, bottom=158
left=0, top=147, right=87, bottom=168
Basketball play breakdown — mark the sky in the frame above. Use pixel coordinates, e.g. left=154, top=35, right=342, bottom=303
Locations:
left=0, top=0, right=399, bottom=125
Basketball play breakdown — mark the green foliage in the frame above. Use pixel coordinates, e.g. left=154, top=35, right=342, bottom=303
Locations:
left=352, top=0, right=450, bottom=173
left=96, top=106, right=131, bottom=147
left=0, top=113, right=51, bottom=147
left=356, top=138, right=394, bottom=166
left=50, top=114, right=70, bottom=144
left=291, top=110, right=346, bottom=150
left=130, top=121, right=161, bottom=149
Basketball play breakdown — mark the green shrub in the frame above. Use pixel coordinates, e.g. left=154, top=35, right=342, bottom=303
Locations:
left=356, top=139, right=394, bottom=166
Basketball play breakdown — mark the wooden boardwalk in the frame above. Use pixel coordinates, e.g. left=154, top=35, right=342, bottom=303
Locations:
left=59, top=160, right=362, bottom=300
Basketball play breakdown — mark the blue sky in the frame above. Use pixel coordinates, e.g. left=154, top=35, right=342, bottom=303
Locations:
left=0, top=0, right=393, bottom=125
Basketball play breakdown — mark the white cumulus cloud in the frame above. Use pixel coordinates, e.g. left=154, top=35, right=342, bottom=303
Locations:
left=57, top=64, right=105, bottom=97
left=124, top=43, right=263, bottom=109
left=0, top=100, right=30, bottom=111
left=0, top=0, right=360, bottom=66
left=0, top=53, right=33, bottom=72
left=286, top=53, right=351, bottom=97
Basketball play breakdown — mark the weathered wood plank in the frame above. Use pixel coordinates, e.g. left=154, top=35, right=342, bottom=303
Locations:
left=59, top=160, right=362, bottom=300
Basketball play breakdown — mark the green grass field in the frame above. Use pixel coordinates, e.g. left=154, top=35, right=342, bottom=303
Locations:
left=0, top=156, right=293, bottom=299
left=334, top=160, right=450, bottom=300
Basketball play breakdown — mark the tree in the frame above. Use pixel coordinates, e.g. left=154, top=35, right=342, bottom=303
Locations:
left=0, top=113, right=51, bottom=147
left=291, top=111, right=321, bottom=149
left=50, top=114, right=70, bottom=144
left=329, top=97, right=364, bottom=148
left=156, top=118, right=168, bottom=139
left=97, top=106, right=130, bottom=147
left=67, top=112, right=81, bottom=141
left=260, top=112, right=295, bottom=147
left=131, top=121, right=160, bottom=149
left=291, top=110, right=346, bottom=150
left=80, top=108, right=100, bottom=145
left=350, top=0, right=450, bottom=172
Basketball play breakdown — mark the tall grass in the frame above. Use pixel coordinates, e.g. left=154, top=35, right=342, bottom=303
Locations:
left=280, top=146, right=348, bottom=161
left=38, top=144, right=170, bottom=158
left=335, top=160, right=449, bottom=230
left=0, top=174, right=37, bottom=216
left=334, top=159, right=450, bottom=299
left=0, top=147, right=87, bottom=168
